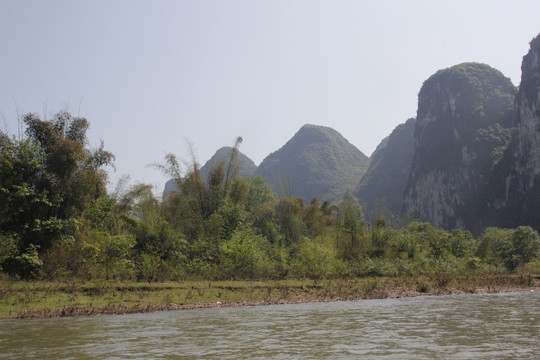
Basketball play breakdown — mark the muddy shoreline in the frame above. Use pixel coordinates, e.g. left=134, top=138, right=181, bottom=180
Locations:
left=9, top=281, right=539, bottom=320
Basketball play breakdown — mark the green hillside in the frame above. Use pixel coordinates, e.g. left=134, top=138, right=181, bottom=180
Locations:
left=255, top=124, right=369, bottom=203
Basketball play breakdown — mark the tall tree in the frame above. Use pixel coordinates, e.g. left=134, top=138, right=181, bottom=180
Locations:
left=0, top=112, right=114, bottom=267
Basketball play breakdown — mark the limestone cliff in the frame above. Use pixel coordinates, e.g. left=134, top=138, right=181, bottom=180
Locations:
left=354, top=118, right=416, bottom=218
left=402, top=63, right=516, bottom=231
left=494, top=33, right=540, bottom=229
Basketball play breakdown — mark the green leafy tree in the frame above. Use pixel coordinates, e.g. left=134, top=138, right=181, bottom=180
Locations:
left=505, top=226, right=540, bottom=270
left=477, top=227, right=514, bottom=268
left=0, top=112, right=113, bottom=277
left=370, top=217, right=390, bottom=257
left=290, top=235, right=341, bottom=278
left=23, top=112, right=114, bottom=219
left=219, top=226, right=274, bottom=279
left=243, top=176, right=276, bottom=212
left=448, top=229, right=475, bottom=258
left=0, top=233, right=17, bottom=271
left=0, top=135, right=50, bottom=249
left=336, top=193, right=365, bottom=259
left=275, top=197, right=305, bottom=247
left=303, top=197, right=336, bottom=239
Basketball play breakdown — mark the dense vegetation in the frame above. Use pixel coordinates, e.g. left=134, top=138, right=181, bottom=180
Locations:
left=1, top=113, right=539, bottom=282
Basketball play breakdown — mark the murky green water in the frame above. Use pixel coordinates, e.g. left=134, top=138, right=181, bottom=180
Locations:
left=1, top=291, right=539, bottom=359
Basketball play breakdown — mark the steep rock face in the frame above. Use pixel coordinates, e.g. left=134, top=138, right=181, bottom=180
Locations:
left=402, top=63, right=516, bottom=231
left=354, top=118, right=416, bottom=218
left=497, top=34, right=540, bottom=229
left=255, top=124, right=369, bottom=203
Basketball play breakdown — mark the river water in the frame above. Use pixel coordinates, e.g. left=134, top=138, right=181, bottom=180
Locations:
left=1, top=291, right=539, bottom=359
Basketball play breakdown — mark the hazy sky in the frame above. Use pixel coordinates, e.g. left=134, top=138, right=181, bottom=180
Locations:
left=1, top=0, right=540, bottom=193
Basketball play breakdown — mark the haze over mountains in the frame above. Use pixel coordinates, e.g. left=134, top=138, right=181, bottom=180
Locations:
left=169, top=32, right=540, bottom=234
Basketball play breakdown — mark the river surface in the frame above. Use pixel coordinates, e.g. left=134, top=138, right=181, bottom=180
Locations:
left=1, top=291, right=539, bottom=359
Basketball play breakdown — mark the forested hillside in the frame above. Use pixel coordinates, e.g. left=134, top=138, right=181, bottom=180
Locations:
left=255, top=124, right=369, bottom=203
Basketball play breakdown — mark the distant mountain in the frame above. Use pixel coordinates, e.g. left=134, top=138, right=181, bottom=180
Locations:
left=159, top=33, right=540, bottom=235
left=354, top=118, right=416, bottom=218
left=255, top=124, right=369, bottom=203
left=163, top=179, right=179, bottom=195
left=200, top=146, right=257, bottom=182
left=402, top=62, right=516, bottom=231
left=163, top=146, right=256, bottom=196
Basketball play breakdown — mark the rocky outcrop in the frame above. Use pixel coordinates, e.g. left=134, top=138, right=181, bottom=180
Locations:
left=402, top=63, right=516, bottom=231
left=255, top=124, right=369, bottom=203
left=514, top=34, right=540, bottom=228
left=494, top=33, right=540, bottom=229
left=354, top=118, right=416, bottom=218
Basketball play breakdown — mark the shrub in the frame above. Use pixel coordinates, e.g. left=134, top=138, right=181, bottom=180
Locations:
left=219, top=226, right=274, bottom=279
left=347, top=256, right=396, bottom=277
left=290, top=236, right=342, bottom=278
left=526, top=259, right=540, bottom=274
left=0, top=233, right=17, bottom=271
left=466, top=256, right=481, bottom=271
left=416, top=279, right=432, bottom=293
left=15, top=244, right=43, bottom=279
left=137, top=253, right=164, bottom=282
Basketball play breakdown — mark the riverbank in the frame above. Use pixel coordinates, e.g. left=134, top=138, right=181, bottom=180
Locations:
left=1, top=273, right=538, bottom=319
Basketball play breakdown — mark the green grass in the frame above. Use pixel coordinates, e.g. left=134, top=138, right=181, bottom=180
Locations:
left=0, top=273, right=537, bottom=319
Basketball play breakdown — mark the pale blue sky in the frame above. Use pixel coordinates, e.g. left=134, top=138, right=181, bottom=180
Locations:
left=1, top=0, right=539, bottom=193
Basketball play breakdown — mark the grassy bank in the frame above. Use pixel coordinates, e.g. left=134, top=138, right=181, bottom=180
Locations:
left=1, top=272, right=538, bottom=319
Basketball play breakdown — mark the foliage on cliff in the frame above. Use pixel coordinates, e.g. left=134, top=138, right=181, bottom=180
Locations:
left=402, top=63, right=517, bottom=232
left=414, top=62, right=515, bottom=171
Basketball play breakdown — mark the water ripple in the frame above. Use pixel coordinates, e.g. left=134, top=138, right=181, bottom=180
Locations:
left=1, top=291, right=539, bottom=359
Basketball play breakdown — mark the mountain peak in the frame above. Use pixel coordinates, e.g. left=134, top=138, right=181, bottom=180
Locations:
left=403, top=62, right=516, bottom=231
left=200, top=146, right=257, bottom=182
left=255, top=124, right=368, bottom=203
